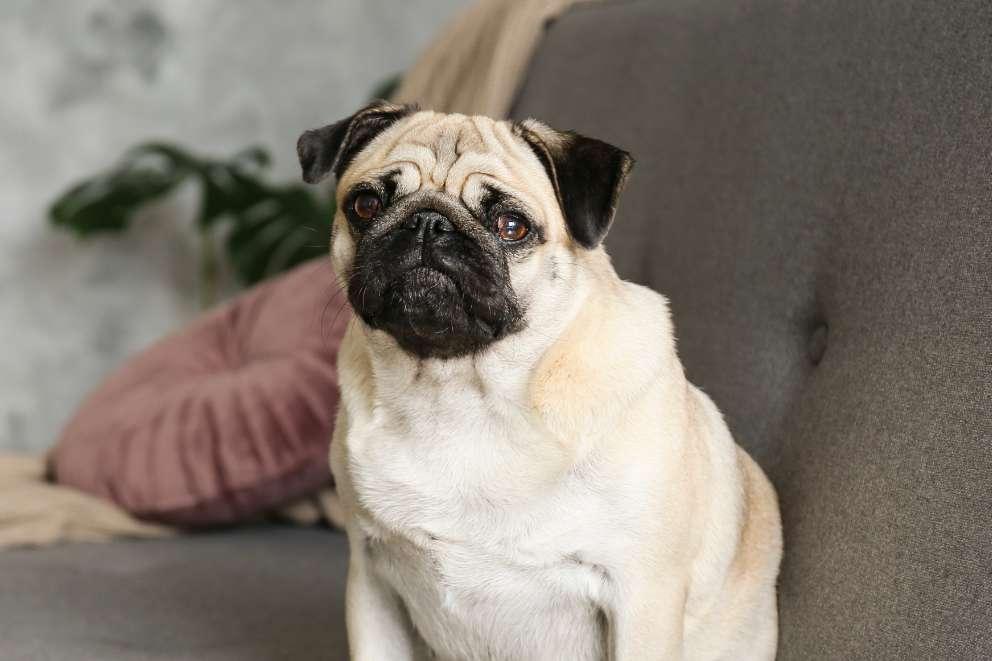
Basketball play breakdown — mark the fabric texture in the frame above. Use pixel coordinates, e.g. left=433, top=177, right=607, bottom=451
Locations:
left=0, top=527, right=351, bottom=661
left=50, top=259, right=350, bottom=527
left=393, top=0, right=592, bottom=118
left=511, top=1, right=992, bottom=658
left=0, top=453, right=172, bottom=550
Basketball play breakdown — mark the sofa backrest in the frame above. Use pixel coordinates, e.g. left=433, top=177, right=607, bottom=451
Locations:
left=511, top=1, right=992, bottom=658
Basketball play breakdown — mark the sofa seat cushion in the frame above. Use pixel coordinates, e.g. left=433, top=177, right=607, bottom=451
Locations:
left=0, top=527, right=349, bottom=661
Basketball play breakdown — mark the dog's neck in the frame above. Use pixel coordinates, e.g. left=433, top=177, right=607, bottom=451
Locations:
left=352, top=250, right=680, bottom=458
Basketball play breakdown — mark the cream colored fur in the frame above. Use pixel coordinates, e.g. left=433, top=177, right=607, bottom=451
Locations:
left=328, top=111, right=782, bottom=660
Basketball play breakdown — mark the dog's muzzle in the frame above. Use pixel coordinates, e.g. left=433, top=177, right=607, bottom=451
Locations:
left=347, top=195, right=523, bottom=359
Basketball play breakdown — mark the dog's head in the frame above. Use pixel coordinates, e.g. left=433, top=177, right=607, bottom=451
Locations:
left=298, top=101, right=633, bottom=359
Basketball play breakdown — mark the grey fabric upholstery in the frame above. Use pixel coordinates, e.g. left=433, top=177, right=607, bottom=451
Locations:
left=0, top=528, right=350, bottom=660
left=511, top=1, right=992, bottom=659
left=2, top=2, right=989, bottom=660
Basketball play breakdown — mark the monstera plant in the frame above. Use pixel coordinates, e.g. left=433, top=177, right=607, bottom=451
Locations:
left=49, top=76, right=401, bottom=307
left=49, top=141, right=333, bottom=308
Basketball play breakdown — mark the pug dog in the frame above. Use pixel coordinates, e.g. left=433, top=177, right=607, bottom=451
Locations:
left=297, top=101, right=782, bottom=661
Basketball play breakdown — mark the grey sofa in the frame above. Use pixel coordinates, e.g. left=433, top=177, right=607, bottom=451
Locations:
left=2, top=1, right=989, bottom=659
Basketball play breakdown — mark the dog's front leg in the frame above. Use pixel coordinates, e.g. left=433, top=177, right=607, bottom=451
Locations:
left=345, top=536, right=419, bottom=661
left=606, top=574, right=687, bottom=660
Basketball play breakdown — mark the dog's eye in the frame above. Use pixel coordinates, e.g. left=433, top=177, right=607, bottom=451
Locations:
left=353, top=193, right=382, bottom=220
left=495, top=213, right=529, bottom=242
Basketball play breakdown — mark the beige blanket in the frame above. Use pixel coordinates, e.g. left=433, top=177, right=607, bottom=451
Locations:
left=0, top=454, right=172, bottom=549
left=394, top=0, right=586, bottom=118
left=0, top=0, right=586, bottom=551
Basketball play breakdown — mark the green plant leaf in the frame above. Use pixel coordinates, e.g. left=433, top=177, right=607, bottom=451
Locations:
left=48, top=139, right=333, bottom=291
left=48, top=143, right=193, bottom=235
left=225, top=184, right=333, bottom=285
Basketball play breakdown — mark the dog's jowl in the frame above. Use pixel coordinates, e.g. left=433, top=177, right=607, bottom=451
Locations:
left=298, top=102, right=783, bottom=661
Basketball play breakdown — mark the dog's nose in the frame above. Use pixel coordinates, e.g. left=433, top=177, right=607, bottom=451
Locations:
left=402, top=210, right=455, bottom=239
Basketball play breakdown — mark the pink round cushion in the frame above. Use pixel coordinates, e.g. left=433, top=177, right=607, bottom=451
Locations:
left=51, top=259, right=351, bottom=527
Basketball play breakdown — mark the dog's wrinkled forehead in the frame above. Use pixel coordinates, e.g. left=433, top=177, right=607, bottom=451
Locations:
left=297, top=101, right=634, bottom=249
left=341, top=111, right=556, bottom=218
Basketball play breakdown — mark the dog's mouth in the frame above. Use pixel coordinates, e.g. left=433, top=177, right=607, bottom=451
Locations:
left=348, top=236, right=524, bottom=359
left=350, top=261, right=488, bottom=358
left=397, top=265, right=453, bottom=289
left=387, top=266, right=468, bottom=340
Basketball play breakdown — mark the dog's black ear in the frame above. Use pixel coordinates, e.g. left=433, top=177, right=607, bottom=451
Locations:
left=516, top=120, right=634, bottom=249
left=297, top=101, right=415, bottom=184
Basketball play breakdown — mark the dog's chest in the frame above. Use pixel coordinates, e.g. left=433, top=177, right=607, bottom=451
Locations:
left=346, top=385, right=609, bottom=661
left=367, top=530, right=607, bottom=661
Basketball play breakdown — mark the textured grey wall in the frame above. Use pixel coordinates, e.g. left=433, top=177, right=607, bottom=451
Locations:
left=0, top=0, right=467, bottom=452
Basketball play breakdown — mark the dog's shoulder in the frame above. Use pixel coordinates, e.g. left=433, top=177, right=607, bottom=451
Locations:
left=529, top=276, right=681, bottom=445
